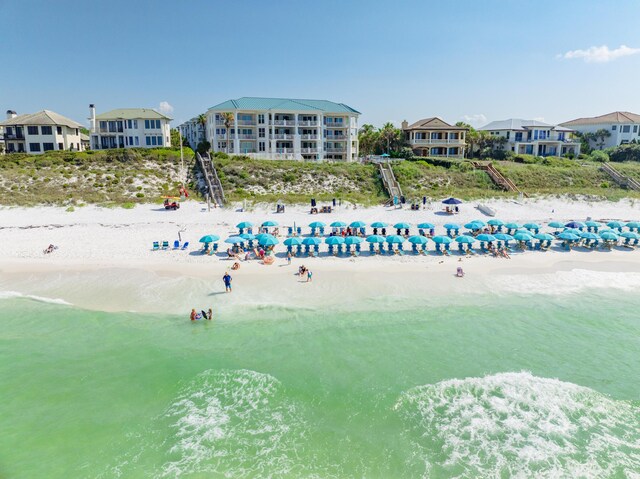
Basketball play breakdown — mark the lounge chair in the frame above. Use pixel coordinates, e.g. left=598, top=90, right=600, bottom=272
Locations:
left=152, top=241, right=159, bottom=251
left=213, top=243, right=219, bottom=252
left=181, top=241, right=190, bottom=250
left=161, top=241, right=169, bottom=250
left=173, top=240, right=180, bottom=249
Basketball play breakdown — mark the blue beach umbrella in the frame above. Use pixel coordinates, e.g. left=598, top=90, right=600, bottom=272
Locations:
left=349, top=221, right=366, bottom=228
left=580, top=231, right=599, bottom=240
left=442, top=197, right=462, bottom=205
left=626, top=221, right=640, bottom=230
left=239, top=233, right=255, bottom=240
left=607, top=220, right=625, bottom=230
left=534, top=233, right=554, bottom=241
left=366, top=235, right=386, bottom=243
left=284, top=237, right=302, bottom=246
left=471, top=220, right=487, bottom=227
left=258, top=234, right=278, bottom=246
left=302, top=237, right=322, bottom=246
left=385, top=235, right=405, bottom=244
left=432, top=235, right=453, bottom=244
left=455, top=235, right=476, bottom=244
left=514, top=231, right=534, bottom=241
left=199, top=234, right=220, bottom=243
left=408, top=235, right=429, bottom=245
left=393, top=222, right=411, bottom=230
left=494, top=233, right=514, bottom=241
left=476, top=234, right=496, bottom=243
left=563, top=228, right=582, bottom=236
left=523, top=223, right=541, bottom=231
left=236, top=221, right=253, bottom=229
left=585, top=221, right=602, bottom=228
left=600, top=230, right=619, bottom=241
left=464, top=222, right=484, bottom=230
left=417, top=222, right=435, bottom=229
left=548, top=221, right=564, bottom=229
left=330, top=221, right=347, bottom=228
left=504, top=222, right=520, bottom=230
left=325, top=236, right=345, bottom=245
left=621, top=231, right=640, bottom=239
left=557, top=232, right=580, bottom=241
left=255, top=233, right=270, bottom=242
left=565, top=221, right=585, bottom=229
left=444, top=223, right=461, bottom=230
left=262, top=220, right=279, bottom=227
left=309, top=221, right=326, bottom=228
left=370, top=221, right=388, bottom=228
left=488, top=219, right=504, bottom=226
left=344, top=236, right=363, bottom=245
left=225, top=236, right=244, bottom=244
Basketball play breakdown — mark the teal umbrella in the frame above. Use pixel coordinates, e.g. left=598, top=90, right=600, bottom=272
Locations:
left=580, top=231, right=599, bottom=240
left=455, top=235, right=476, bottom=244
left=626, top=221, right=640, bottom=229
left=370, top=221, right=388, bottom=228
left=255, top=233, right=270, bottom=242
left=284, top=237, right=302, bottom=246
left=386, top=235, right=405, bottom=244
left=444, top=223, right=461, bottom=230
left=621, top=231, right=639, bottom=239
left=417, top=222, right=435, bottom=229
left=505, top=222, right=520, bottom=230
left=432, top=235, right=453, bottom=244
left=563, top=228, right=582, bottom=235
left=344, top=236, right=363, bottom=245
left=534, top=233, right=554, bottom=241
left=464, top=222, right=483, bottom=230
left=514, top=232, right=534, bottom=241
left=236, top=221, right=253, bottom=229
left=262, top=220, right=279, bottom=227
left=494, top=233, right=514, bottom=241
left=309, top=221, right=326, bottom=228
left=393, top=222, right=411, bottom=229
left=330, top=221, right=346, bottom=228
left=225, top=236, right=244, bottom=244
left=585, top=221, right=601, bottom=228
left=408, top=235, right=429, bottom=245
left=607, top=220, right=624, bottom=229
left=325, top=236, right=345, bottom=245
left=349, top=221, right=366, bottom=228
left=366, top=235, right=385, bottom=243
left=199, top=234, right=220, bottom=243
left=557, top=232, right=579, bottom=241
left=302, top=237, right=322, bottom=246
left=487, top=219, right=504, bottom=226
left=523, top=223, right=541, bottom=231
left=600, top=231, right=619, bottom=241
left=258, top=234, right=278, bottom=246
left=476, top=234, right=496, bottom=242
left=548, top=221, right=564, bottom=229
left=239, top=233, right=255, bottom=240
left=471, top=220, right=487, bottom=227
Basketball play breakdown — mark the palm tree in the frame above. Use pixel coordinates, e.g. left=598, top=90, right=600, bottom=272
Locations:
left=380, top=122, right=397, bottom=154
left=197, top=114, right=207, bottom=144
left=220, top=112, right=234, bottom=154
left=358, top=124, right=378, bottom=156
left=456, top=122, right=476, bottom=158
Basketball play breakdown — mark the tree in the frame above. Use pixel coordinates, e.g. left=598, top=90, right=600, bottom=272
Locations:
left=358, top=124, right=379, bottom=156
left=592, top=128, right=612, bottom=150
left=220, top=112, right=234, bottom=154
left=197, top=114, right=207, bottom=143
left=196, top=140, right=211, bottom=155
left=573, top=131, right=593, bottom=155
left=170, top=128, right=181, bottom=147
left=380, top=122, right=397, bottom=153
left=455, top=122, right=476, bottom=158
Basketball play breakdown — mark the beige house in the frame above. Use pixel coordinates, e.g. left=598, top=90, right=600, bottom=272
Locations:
left=402, top=118, right=467, bottom=158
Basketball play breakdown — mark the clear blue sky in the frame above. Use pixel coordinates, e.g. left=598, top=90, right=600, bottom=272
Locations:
left=2, top=0, right=640, bottom=128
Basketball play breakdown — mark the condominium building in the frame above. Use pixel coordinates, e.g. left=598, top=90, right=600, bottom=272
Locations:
left=177, top=116, right=206, bottom=150
left=560, top=111, right=640, bottom=149
left=206, top=97, right=360, bottom=161
left=479, top=119, right=580, bottom=157
left=402, top=118, right=467, bottom=158
left=89, top=105, right=172, bottom=150
left=0, top=109, right=84, bottom=154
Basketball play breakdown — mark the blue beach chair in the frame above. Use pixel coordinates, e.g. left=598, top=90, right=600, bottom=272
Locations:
left=153, top=241, right=159, bottom=251
left=173, top=240, right=180, bottom=249
left=181, top=241, right=189, bottom=250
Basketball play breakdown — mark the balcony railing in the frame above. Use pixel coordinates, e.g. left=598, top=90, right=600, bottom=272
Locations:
left=237, top=120, right=256, bottom=126
left=237, top=134, right=256, bottom=140
left=412, top=138, right=464, bottom=144
left=271, top=120, right=296, bottom=126
left=301, top=147, right=318, bottom=153
left=325, top=122, right=345, bottom=128
left=271, top=134, right=294, bottom=140
left=325, top=147, right=347, bottom=153
left=99, top=127, right=123, bottom=134
left=298, top=121, right=318, bottom=127
left=326, top=135, right=347, bottom=141
left=276, top=148, right=294, bottom=154
left=4, top=133, right=25, bottom=140
left=300, top=134, right=318, bottom=140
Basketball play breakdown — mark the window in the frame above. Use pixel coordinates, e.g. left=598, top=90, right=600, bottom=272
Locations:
left=259, top=142, right=265, bottom=152
left=125, top=137, right=128, bottom=146
left=612, top=125, right=617, bottom=130
left=558, top=132, right=565, bottom=141
left=27, top=126, right=39, bottom=135
left=41, top=126, right=52, bottom=135
left=100, top=121, right=107, bottom=131
left=151, top=136, right=157, bottom=146
left=146, top=137, right=151, bottom=146
left=622, top=125, right=631, bottom=133
left=258, top=114, right=265, bottom=124
left=259, top=128, right=265, bottom=138
left=58, top=143, right=63, bottom=150
left=43, top=143, right=54, bottom=151
left=6, top=127, right=13, bottom=135
left=155, top=120, right=161, bottom=129
left=157, top=136, right=163, bottom=146
left=145, top=120, right=150, bottom=129
left=135, top=137, right=139, bottom=146
left=634, top=125, right=638, bottom=133
left=29, top=142, right=41, bottom=152
left=116, top=121, right=123, bottom=132
left=129, top=136, right=133, bottom=145
left=506, top=131, right=510, bottom=139
left=515, top=132, right=523, bottom=142
left=57, top=126, right=62, bottom=135
left=133, top=120, right=138, bottom=129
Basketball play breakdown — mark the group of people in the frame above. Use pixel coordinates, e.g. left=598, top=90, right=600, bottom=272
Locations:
left=190, top=308, right=212, bottom=321
left=43, top=244, right=58, bottom=254
left=298, top=265, right=312, bottom=282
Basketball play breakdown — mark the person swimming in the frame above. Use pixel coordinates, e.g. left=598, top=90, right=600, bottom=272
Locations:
left=190, top=308, right=213, bottom=321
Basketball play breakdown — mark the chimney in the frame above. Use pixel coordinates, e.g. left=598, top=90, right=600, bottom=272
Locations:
left=401, top=120, right=408, bottom=130
left=6, top=110, right=17, bottom=120
left=89, top=104, right=96, bottom=132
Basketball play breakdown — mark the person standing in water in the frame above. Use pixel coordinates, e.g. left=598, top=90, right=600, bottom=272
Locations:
left=223, top=272, right=232, bottom=292
left=207, top=308, right=213, bottom=320
left=307, top=270, right=312, bottom=282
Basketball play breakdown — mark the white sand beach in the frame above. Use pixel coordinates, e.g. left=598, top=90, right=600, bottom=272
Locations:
left=1, top=197, right=640, bottom=314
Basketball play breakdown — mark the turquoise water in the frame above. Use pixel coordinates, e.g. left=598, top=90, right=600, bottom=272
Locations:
left=1, top=289, right=640, bottom=478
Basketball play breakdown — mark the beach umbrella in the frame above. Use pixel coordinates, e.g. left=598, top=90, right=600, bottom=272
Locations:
left=534, top=233, right=554, bottom=241
left=487, top=219, right=504, bottom=226
left=607, top=220, right=625, bottom=229
left=385, top=235, right=405, bottom=244
left=366, top=235, right=386, bottom=243
left=471, top=220, right=487, bottom=227
left=236, top=221, right=253, bottom=229
left=262, top=220, right=279, bottom=227
left=563, top=228, right=582, bottom=235
left=330, top=221, right=347, bottom=228
left=239, top=233, right=255, bottom=240
left=557, top=232, right=580, bottom=241
left=302, top=237, right=322, bottom=246
left=455, top=235, right=476, bottom=244
left=199, top=234, right=220, bottom=243
left=325, top=236, right=345, bottom=245
left=408, top=235, right=429, bottom=245
left=225, top=236, right=245, bottom=244
left=621, top=231, right=640, bottom=239
left=548, top=221, right=564, bottom=229
left=565, top=221, right=585, bottom=229
left=444, top=223, right=461, bottom=230
left=523, top=223, right=541, bottom=231
left=494, top=233, right=514, bottom=241
left=349, top=221, right=367, bottom=228
left=504, top=222, right=521, bottom=230
left=258, top=234, right=278, bottom=246
left=580, top=231, right=599, bottom=240
left=599, top=230, right=619, bottom=241
left=476, top=234, right=496, bottom=243
left=393, top=222, right=411, bottom=229
left=344, top=236, right=363, bottom=245
left=370, top=221, right=388, bottom=228
left=417, top=222, right=435, bottom=229
left=309, top=221, right=326, bottom=228
left=442, top=197, right=462, bottom=205
left=432, top=235, right=453, bottom=244
left=464, top=222, right=484, bottom=230
left=514, top=228, right=531, bottom=235
left=284, top=237, right=302, bottom=246
left=626, top=221, right=640, bottom=230
left=514, top=231, right=534, bottom=241
left=585, top=221, right=602, bottom=228
left=255, top=233, right=270, bottom=242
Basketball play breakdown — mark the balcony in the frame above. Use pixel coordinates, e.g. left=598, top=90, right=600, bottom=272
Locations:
left=411, top=138, right=464, bottom=145
left=325, top=122, right=345, bottom=128
left=300, top=134, right=318, bottom=140
left=271, top=120, right=296, bottom=126
left=237, top=134, right=256, bottom=140
left=325, top=147, right=347, bottom=153
left=301, top=147, right=318, bottom=154
left=298, top=121, right=318, bottom=127
left=276, top=148, right=294, bottom=154
left=237, top=120, right=256, bottom=126
left=271, top=134, right=294, bottom=140
left=326, top=135, right=347, bottom=141
left=99, top=127, right=123, bottom=134
left=4, top=132, right=25, bottom=140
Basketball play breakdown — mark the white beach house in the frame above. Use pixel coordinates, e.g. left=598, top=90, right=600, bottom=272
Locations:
left=0, top=109, right=85, bottom=154
left=479, top=119, right=581, bottom=157
left=177, top=116, right=206, bottom=150
left=89, top=105, right=172, bottom=150
left=560, top=112, right=640, bottom=149
left=206, top=97, right=360, bottom=161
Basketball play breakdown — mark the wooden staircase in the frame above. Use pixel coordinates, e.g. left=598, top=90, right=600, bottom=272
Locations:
left=472, top=161, right=527, bottom=197
left=379, top=162, right=403, bottom=205
left=600, top=162, right=640, bottom=191
left=196, top=152, right=226, bottom=206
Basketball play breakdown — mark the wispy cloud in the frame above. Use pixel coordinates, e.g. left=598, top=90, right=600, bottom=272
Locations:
left=558, top=44, right=640, bottom=63
left=460, top=114, right=487, bottom=127
left=157, top=101, right=174, bottom=115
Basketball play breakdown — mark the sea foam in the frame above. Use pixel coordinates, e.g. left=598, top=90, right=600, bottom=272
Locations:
left=0, top=290, right=72, bottom=305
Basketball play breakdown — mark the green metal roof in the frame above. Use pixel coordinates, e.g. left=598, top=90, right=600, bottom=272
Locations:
left=208, top=97, right=360, bottom=114
left=95, top=108, right=172, bottom=120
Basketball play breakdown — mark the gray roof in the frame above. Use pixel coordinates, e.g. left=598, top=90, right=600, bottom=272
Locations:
left=561, top=111, right=640, bottom=126
left=0, top=110, right=82, bottom=128
left=209, top=97, right=360, bottom=114
left=479, top=119, right=573, bottom=132
left=95, top=108, right=172, bottom=121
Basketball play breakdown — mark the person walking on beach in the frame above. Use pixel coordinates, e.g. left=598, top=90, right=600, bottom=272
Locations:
left=287, top=251, right=292, bottom=265
left=223, top=272, right=232, bottom=292
left=307, top=270, right=313, bottom=282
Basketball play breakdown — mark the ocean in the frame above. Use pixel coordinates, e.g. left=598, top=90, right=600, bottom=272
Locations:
left=1, top=285, right=640, bottom=478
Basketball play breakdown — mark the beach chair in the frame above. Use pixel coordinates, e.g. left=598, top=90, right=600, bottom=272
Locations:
left=296, top=245, right=303, bottom=256
left=287, top=245, right=293, bottom=253
left=287, top=227, right=293, bottom=236
left=213, top=243, right=219, bottom=252
left=297, top=227, right=302, bottom=236
left=173, top=240, right=180, bottom=250
left=152, top=241, right=159, bottom=251
left=181, top=241, right=189, bottom=250
left=314, top=245, right=320, bottom=256
left=161, top=241, right=169, bottom=250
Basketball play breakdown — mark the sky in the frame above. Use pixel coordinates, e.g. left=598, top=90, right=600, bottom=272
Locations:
left=1, top=0, right=640, bottom=129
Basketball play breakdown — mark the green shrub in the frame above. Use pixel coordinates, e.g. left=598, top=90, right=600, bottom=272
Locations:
left=590, top=150, right=609, bottom=162
left=136, top=192, right=144, bottom=198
